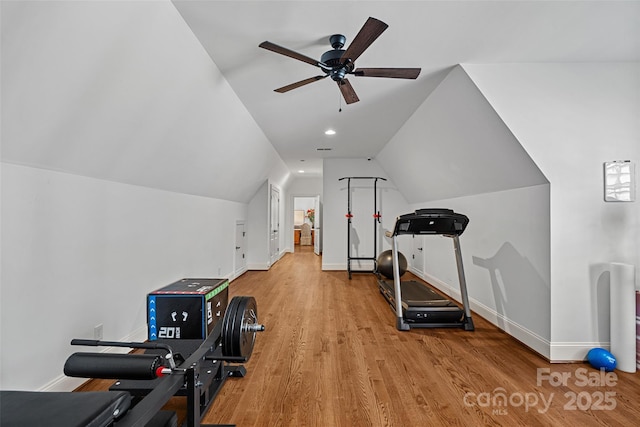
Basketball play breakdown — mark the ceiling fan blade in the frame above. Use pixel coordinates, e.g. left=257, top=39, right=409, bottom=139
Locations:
left=340, top=17, right=388, bottom=65
left=353, top=68, right=421, bottom=79
left=259, top=41, right=322, bottom=67
left=338, top=79, right=360, bottom=104
left=274, top=75, right=328, bottom=93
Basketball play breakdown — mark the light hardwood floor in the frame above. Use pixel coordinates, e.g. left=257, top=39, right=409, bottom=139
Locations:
left=81, top=246, right=640, bottom=426
left=205, top=247, right=639, bottom=426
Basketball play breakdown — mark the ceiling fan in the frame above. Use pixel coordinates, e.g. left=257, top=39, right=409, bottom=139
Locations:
left=259, top=17, right=421, bottom=105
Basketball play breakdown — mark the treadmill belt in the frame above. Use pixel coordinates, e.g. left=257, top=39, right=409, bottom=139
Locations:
left=378, top=278, right=465, bottom=325
left=399, top=280, right=455, bottom=307
left=379, top=280, right=457, bottom=308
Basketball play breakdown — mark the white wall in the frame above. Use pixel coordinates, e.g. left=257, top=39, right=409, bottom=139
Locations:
left=408, top=185, right=551, bottom=357
left=464, top=63, right=640, bottom=360
left=0, top=1, right=294, bottom=390
left=374, top=65, right=553, bottom=356
left=1, top=0, right=288, bottom=203
left=376, top=66, right=547, bottom=204
left=247, top=181, right=269, bottom=270
left=0, top=163, right=247, bottom=390
left=322, top=159, right=411, bottom=271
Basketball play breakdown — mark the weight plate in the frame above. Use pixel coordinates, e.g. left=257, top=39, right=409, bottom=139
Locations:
left=229, top=297, right=244, bottom=357
left=221, top=296, right=259, bottom=360
left=237, top=296, right=258, bottom=359
left=221, top=296, right=238, bottom=357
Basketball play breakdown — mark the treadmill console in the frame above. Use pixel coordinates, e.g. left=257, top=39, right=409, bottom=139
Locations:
left=393, top=208, right=469, bottom=236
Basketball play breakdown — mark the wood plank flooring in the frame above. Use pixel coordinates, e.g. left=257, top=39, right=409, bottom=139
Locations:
left=205, top=247, right=639, bottom=426
left=80, top=246, right=640, bottom=426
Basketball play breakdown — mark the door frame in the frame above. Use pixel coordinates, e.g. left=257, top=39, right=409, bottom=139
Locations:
left=269, top=184, right=280, bottom=266
left=291, top=193, right=321, bottom=253
left=233, top=220, right=247, bottom=279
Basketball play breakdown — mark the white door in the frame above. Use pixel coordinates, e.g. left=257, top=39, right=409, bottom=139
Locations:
left=269, top=185, right=280, bottom=265
left=412, top=234, right=424, bottom=274
left=234, top=221, right=246, bottom=275
left=313, top=195, right=321, bottom=255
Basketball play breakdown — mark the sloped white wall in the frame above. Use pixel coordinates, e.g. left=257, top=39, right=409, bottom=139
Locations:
left=0, top=0, right=289, bottom=391
left=376, top=66, right=552, bottom=357
left=376, top=65, right=547, bottom=204
left=464, top=63, right=640, bottom=360
left=1, top=0, right=288, bottom=203
left=1, top=163, right=247, bottom=390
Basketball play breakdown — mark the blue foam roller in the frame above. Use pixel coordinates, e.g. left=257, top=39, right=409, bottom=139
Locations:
left=587, top=348, right=617, bottom=372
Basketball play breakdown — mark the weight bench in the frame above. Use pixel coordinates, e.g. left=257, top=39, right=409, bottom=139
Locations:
left=1, top=296, right=264, bottom=427
left=0, top=390, right=177, bottom=427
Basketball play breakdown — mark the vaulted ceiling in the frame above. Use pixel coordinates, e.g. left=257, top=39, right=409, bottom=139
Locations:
left=173, top=0, right=640, bottom=176
left=2, top=1, right=638, bottom=202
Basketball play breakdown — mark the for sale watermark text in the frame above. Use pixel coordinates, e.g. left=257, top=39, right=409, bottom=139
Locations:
left=463, top=367, right=618, bottom=415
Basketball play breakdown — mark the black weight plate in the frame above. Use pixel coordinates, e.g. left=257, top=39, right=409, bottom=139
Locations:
left=229, top=297, right=242, bottom=353
left=221, top=298, right=231, bottom=355
left=221, top=296, right=239, bottom=358
left=222, top=296, right=259, bottom=360
left=237, top=297, right=258, bottom=359
left=229, top=297, right=243, bottom=356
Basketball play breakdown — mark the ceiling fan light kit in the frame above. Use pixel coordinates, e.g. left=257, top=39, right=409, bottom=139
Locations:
left=259, top=17, right=421, bottom=105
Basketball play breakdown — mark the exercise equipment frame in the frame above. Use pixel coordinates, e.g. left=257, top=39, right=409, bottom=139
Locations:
left=1, top=296, right=264, bottom=427
left=339, top=176, right=387, bottom=279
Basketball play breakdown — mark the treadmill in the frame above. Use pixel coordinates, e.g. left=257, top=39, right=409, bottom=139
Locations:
left=378, top=208, right=474, bottom=331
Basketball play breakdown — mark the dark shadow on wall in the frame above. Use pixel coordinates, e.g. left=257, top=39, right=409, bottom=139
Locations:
left=473, top=242, right=550, bottom=338
left=350, top=227, right=361, bottom=263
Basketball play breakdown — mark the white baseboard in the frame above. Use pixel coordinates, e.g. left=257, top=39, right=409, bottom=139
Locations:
left=39, top=374, right=87, bottom=392
left=230, top=266, right=248, bottom=282
left=470, top=297, right=551, bottom=360
left=549, top=342, right=607, bottom=363
left=249, top=250, right=286, bottom=271
left=322, top=262, right=376, bottom=271
left=39, top=326, right=148, bottom=392
left=247, top=262, right=269, bottom=270
left=410, top=267, right=551, bottom=360
left=322, top=263, right=346, bottom=270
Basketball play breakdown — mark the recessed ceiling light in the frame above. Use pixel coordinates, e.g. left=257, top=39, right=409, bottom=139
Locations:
left=324, top=129, right=336, bottom=136
left=298, top=170, right=305, bottom=173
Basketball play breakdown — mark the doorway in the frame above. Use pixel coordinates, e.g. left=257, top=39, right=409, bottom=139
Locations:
left=234, top=220, right=247, bottom=277
left=293, top=195, right=321, bottom=254
left=270, top=185, right=280, bottom=265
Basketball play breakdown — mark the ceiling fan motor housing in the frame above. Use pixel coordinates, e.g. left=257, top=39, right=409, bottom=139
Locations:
left=321, top=48, right=345, bottom=67
left=329, top=34, right=346, bottom=49
left=321, top=36, right=353, bottom=81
